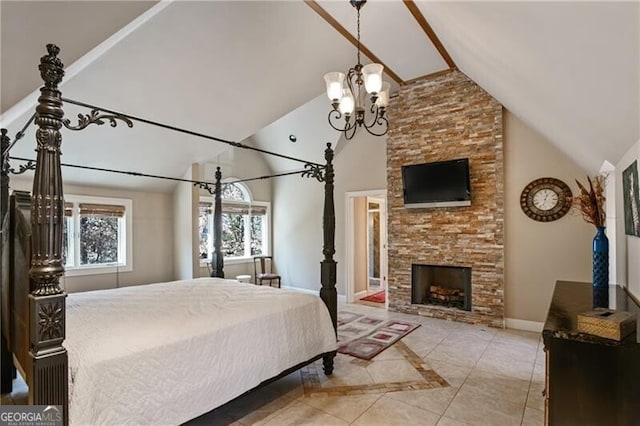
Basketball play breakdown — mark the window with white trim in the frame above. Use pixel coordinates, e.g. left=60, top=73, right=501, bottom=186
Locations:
left=63, top=195, right=133, bottom=275
left=199, top=182, right=269, bottom=262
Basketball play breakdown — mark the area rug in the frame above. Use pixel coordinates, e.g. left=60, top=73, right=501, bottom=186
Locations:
left=337, top=311, right=420, bottom=360
left=360, top=290, right=385, bottom=304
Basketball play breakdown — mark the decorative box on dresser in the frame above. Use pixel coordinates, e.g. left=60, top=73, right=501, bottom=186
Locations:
left=542, top=281, right=640, bottom=425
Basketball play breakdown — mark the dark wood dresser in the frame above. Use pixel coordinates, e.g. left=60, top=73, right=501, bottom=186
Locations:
left=542, top=281, right=640, bottom=426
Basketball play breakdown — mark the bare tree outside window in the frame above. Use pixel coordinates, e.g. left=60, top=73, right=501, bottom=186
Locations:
left=80, top=215, right=119, bottom=265
left=251, top=215, right=263, bottom=256
left=200, top=182, right=268, bottom=259
left=222, top=213, right=245, bottom=256
left=199, top=206, right=211, bottom=259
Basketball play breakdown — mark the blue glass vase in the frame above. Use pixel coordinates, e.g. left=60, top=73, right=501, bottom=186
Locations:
left=592, top=226, right=609, bottom=308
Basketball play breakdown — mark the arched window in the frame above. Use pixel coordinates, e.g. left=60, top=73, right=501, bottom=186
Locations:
left=199, top=181, right=270, bottom=262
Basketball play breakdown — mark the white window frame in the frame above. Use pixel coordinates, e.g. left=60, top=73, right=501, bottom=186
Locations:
left=199, top=183, right=271, bottom=266
left=63, top=194, right=133, bottom=277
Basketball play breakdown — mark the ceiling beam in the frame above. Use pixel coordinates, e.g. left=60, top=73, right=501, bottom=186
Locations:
left=403, top=0, right=457, bottom=70
left=304, top=0, right=404, bottom=85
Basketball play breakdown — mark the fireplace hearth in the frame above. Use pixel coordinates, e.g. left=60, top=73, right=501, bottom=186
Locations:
left=411, top=264, right=472, bottom=311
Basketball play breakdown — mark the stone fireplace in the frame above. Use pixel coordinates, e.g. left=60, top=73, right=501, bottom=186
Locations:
left=387, top=70, right=504, bottom=327
left=411, top=264, right=472, bottom=311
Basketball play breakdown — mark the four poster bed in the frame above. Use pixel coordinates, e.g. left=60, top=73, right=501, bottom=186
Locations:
left=0, top=45, right=338, bottom=425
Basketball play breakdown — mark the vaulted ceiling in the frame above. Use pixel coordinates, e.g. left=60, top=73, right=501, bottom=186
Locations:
left=1, top=1, right=638, bottom=190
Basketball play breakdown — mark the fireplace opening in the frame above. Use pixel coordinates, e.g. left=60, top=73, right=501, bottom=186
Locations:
left=411, top=264, right=472, bottom=311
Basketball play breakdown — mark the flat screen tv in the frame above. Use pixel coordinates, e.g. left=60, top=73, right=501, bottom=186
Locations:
left=402, top=158, right=471, bottom=208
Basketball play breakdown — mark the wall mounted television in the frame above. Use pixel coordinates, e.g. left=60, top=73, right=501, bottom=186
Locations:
left=401, top=158, right=471, bottom=208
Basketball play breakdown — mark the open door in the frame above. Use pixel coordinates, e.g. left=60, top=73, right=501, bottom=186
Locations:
left=345, top=190, right=388, bottom=306
left=366, top=197, right=387, bottom=296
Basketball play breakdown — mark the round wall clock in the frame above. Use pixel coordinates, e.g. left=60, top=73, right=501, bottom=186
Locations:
left=520, top=177, right=573, bottom=222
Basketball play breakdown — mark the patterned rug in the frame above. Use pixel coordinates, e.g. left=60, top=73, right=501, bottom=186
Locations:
left=337, top=311, right=420, bottom=360
left=360, top=290, right=385, bottom=303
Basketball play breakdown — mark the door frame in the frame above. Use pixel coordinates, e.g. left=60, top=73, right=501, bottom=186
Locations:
left=366, top=196, right=386, bottom=294
left=345, top=189, right=388, bottom=307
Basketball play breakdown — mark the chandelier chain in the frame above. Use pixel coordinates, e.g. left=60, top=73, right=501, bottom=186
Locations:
left=356, top=6, right=361, bottom=66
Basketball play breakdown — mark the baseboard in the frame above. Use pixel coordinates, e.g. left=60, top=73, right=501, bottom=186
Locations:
left=282, top=285, right=346, bottom=303
left=505, top=317, right=544, bottom=333
left=354, top=290, right=367, bottom=300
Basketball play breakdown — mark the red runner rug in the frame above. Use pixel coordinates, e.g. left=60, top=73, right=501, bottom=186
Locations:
left=360, top=290, right=385, bottom=303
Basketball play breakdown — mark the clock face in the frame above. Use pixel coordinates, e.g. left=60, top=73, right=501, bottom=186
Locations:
left=520, top=178, right=572, bottom=222
left=532, top=188, right=559, bottom=211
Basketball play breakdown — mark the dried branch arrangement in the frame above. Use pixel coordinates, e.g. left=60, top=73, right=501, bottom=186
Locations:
left=574, top=175, right=606, bottom=227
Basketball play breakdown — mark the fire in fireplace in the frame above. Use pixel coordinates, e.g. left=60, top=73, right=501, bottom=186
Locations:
left=411, top=264, right=472, bottom=311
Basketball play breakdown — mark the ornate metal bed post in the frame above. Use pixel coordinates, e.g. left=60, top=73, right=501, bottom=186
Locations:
left=320, top=143, right=337, bottom=375
left=1, top=128, right=15, bottom=393
left=210, top=166, right=224, bottom=278
left=29, top=44, right=68, bottom=423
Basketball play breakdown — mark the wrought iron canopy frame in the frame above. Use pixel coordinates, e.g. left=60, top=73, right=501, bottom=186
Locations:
left=0, top=45, right=338, bottom=424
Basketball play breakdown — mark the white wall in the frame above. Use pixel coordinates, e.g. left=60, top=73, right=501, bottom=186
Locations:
left=172, top=164, right=199, bottom=280
left=504, top=111, right=594, bottom=322
left=615, top=138, right=640, bottom=298
left=272, top=131, right=387, bottom=293
left=9, top=177, right=174, bottom=292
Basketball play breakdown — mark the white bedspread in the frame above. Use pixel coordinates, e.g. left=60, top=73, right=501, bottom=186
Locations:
left=63, top=278, right=337, bottom=425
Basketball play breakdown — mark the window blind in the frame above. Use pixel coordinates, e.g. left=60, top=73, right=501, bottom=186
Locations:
left=64, top=202, right=74, bottom=217
left=220, top=202, right=267, bottom=216
left=79, top=203, right=125, bottom=218
left=199, top=201, right=213, bottom=215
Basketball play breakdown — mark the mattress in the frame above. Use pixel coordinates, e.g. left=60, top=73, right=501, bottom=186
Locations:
left=63, top=278, right=337, bottom=425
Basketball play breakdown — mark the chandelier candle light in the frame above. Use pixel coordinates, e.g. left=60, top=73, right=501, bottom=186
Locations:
left=323, top=0, right=390, bottom=140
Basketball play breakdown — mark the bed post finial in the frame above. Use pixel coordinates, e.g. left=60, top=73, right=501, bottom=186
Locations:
left=320, top=142, right=337, bottom=375
left=29, top=44, right=68, bottom=423
left=211, top=166, right=224, bottom=278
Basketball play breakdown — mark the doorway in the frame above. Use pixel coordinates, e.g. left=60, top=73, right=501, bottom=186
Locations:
left=345, top=190, right=388, bottom=308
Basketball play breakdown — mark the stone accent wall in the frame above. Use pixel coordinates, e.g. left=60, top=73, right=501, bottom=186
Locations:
left=387, top=70, right=504, bottom=327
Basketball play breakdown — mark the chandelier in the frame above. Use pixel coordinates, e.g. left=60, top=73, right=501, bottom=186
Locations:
left=323, top=0, right=390, bottom=140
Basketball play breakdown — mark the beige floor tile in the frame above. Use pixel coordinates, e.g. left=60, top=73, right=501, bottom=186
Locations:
left=302, top=393, right=382, bottom=423
left=426, top=340, right=488, bottom=368
left=436, top=416, right=473, bottom=426
left=459, top=369, right=529, bottom=406
left=444, top=386, right=525, bottom=426
left=450, top=325, right=497, bottom=342
left=317, top=356, right=375, bottom=387
left=522, top=406, right=544, bottom=426
left=531, top=361, right=545, bottom=384
left=535, top=347, right=546, bottom=366
left=425, top=358, right=472, bottom=387
left=493, top=329, right=541, bottom=349
left=475, top=347, right=535, bottom=381
left=260, top=401, right=348, bottom=426
left=401, top=332, right=443, bottom=358
left=366, top=359, right=425, bottom=383
left=373, top=345, right=406, bottom=361
left=385, top=386, right=459, bottom=415
left=526, top=382, right=545, bottom=411
left=482, top=339, right=538, bottom=364
left=353, top=394, right=441, bottom=426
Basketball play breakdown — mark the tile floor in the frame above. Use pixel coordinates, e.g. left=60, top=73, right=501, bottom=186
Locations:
left=2, top=302, right=545, bottom=425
